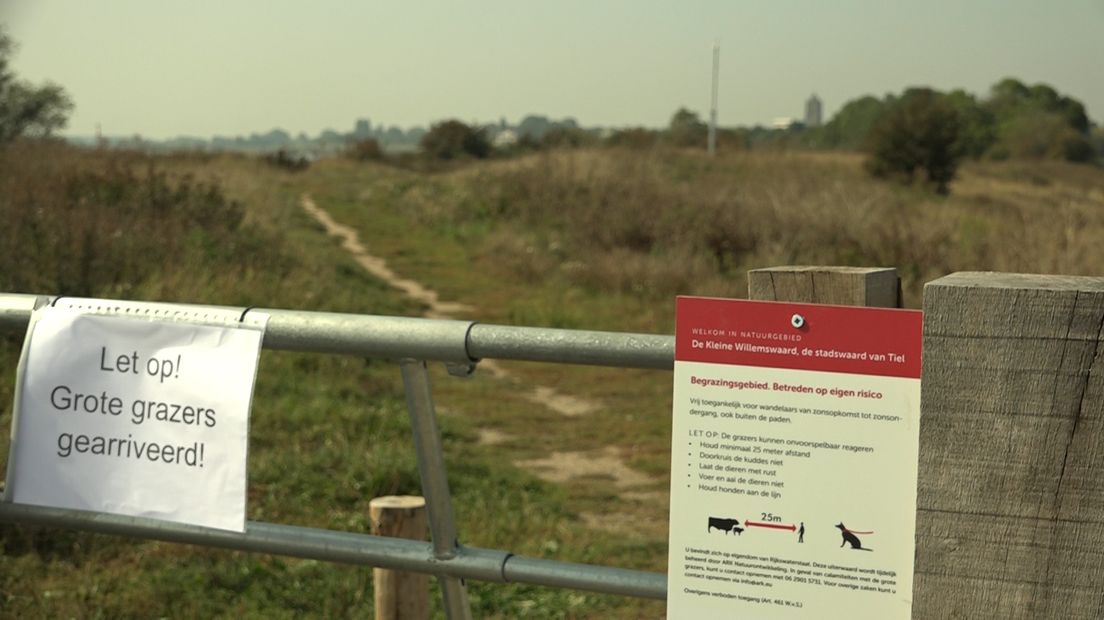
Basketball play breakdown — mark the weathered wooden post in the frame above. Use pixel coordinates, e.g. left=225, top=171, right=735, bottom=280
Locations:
left=915, top=272, right=1104, bottom=618
left=369, top=495, right=429, bottom=620
left=748, top=266, right=900, bottom=307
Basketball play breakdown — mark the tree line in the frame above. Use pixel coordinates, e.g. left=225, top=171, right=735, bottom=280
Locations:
left=813, top=79, right=1095, bottom=160
left=2, top=23, right=1099, bottom=194
left=836, top=80, right=1098, bottom=193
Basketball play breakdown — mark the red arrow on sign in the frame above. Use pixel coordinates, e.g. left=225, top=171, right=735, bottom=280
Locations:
left=745, top=520, right=797, bottom=532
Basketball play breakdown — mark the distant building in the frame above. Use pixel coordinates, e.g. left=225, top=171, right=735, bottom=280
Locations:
left=771, top=117, right=798, bottom=130
left=353, top=118, right=372, bottom=139
left=492, top=128, right=518, bottom=148
left=805, top=94, right=823, bottom=128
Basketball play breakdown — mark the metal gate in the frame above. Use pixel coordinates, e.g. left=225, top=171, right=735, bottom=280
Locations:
left=0, top=293, right=673, bottom=618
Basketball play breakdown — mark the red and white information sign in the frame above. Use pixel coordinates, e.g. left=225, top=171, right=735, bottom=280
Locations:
left=666, top=297, right=922, bottom=619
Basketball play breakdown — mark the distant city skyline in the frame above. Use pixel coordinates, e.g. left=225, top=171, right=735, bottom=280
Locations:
left=5, top=1, right=1102, bottom=140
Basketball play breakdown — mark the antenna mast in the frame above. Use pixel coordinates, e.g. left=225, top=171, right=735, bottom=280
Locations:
left=708, top=42, right=719, bottom=156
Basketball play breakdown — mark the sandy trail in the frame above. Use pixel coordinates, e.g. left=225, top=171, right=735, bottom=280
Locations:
left=300, top=194, right=655, bottom=493
left=300, top=196, right=473, bottom=319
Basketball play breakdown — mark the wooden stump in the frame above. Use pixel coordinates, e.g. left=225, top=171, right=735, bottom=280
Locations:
left=370, top=495, right=429, bottom=620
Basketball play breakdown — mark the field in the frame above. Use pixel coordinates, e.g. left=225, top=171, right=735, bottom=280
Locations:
left=2, top=142, right=1104, bottom=618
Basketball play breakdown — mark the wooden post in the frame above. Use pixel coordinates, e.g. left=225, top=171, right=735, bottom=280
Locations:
left=915, top=272, right=1104, bottom=618
left=370, top=495, right=429, bottom=620
left=748, top=265, right=900, bottom=307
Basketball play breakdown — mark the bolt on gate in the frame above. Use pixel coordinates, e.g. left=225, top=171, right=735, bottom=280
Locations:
left=0, top=292, right=673, bottom=619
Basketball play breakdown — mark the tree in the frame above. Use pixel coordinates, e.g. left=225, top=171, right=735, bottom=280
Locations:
left=988, top=79, right=1088, bottom=140
left=345, top=137, right=384, bottom=161
left=517, top=115, right=578, bottom=141
left=605, top=127, right=659, bottom=150
left=984, top=77, right=1093, bottom=162
left=994, top=109, right=1095, bottom=162
left=817, top=96, right=888, bottom=150
left=865, top=88, right=961, bottom=194
left=667, top=107, right=707, bottom=147
left=944, top=89, right=996, bottom=159
left=0, top=28, right=73, bottom=142
left=419, top=120, right=490, bottom=160
left=1091, top=126, right=1104, bottom=162
left=540, top=126, right=596, bottom=149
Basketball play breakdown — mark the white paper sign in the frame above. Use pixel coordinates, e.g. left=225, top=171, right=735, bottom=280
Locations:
left=667, top=297, right=922, bottom=619
left=5, top=301, right=266, bottom=532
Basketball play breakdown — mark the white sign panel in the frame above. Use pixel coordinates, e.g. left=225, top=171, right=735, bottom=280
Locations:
left=667, top=297, right=922, bottom=618
left=5, top=301, right=266, bottom=532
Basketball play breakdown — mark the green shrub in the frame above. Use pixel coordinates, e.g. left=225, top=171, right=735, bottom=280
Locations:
left=992, top=109, right=1095, bottom=163
left=667, top=108, right=707, bottom=147
left=604, top=127, right=660, bottom=150
left=345, top=137, right=384, bottom=161
left=540, top=126, right=597, bottom=150
left=263, top=148, right=310, bottom=171
left=420, top=119, right=490, bottom=160
left=865, top=88, right=962, bottom=194
left=816, top=96, right=888, bottom=150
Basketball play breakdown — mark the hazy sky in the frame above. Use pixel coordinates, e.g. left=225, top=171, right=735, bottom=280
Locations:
left=5, top=1, right=1103, bottom=139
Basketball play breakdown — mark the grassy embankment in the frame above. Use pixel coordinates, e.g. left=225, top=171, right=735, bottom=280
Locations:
left=293, top=146, right=1104, bottom=477
left=302, top=147, right=1104, bottom=325
left=0, top=142, right=650, bottom=618
left=285, top=146, right=1104, bottom=614
left=2, top=142, right=1103, bottom=618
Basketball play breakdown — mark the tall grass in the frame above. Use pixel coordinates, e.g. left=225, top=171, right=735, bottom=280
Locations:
left=0, top=142, right=637, bottom=618
left=5, top=142, right=1102, bottom=618
left=0, top=141, right=273, bottom=300
left=391, top=148, right=1104, bottom=307
left=281, top=148, right=1104, bottom=619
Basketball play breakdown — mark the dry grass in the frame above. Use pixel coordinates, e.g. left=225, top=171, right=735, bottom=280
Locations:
left=399, top=148, right=1104, bottom=308
left=0, top=142, right=653, bottom=618
left=4, top=142, right=1102, bottom=618
left=281, top=147, right=1104, bottom=618
left=0, top=141, right=288, bottom=303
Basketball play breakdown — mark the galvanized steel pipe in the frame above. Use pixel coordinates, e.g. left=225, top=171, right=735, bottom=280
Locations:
left=258, top=309, right=478, bottom=366
left=401, top=359, right=474, bottom=618
left=0, top=293, right=674, bottom=604
left=0, top=293, right=42, bottom=330
left=466, top=323, right=674, bottom=369
left=0, top=501, right=496, bottom=576
left=0, top=295, right=675, bottom=369
left=503, top=554, right=668, bottom=600
left=0, top=502, right=666, bottom=599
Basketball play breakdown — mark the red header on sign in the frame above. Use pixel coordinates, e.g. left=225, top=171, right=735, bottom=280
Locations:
left=675, top=297, right=922, bottom=378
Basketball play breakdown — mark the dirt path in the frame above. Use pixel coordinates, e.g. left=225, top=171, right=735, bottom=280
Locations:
left=300, top=195, right=474, bottom=319
left=301, top=193, right=592, bottom=414
left=300, top=194, right=658, bottom=496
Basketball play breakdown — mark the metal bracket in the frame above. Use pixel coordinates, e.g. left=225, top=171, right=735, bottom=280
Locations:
left=445, top=360, right=478, bottom=378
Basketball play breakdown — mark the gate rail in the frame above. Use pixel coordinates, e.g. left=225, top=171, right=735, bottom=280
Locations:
left=0, top=293, right=672, bottom=618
